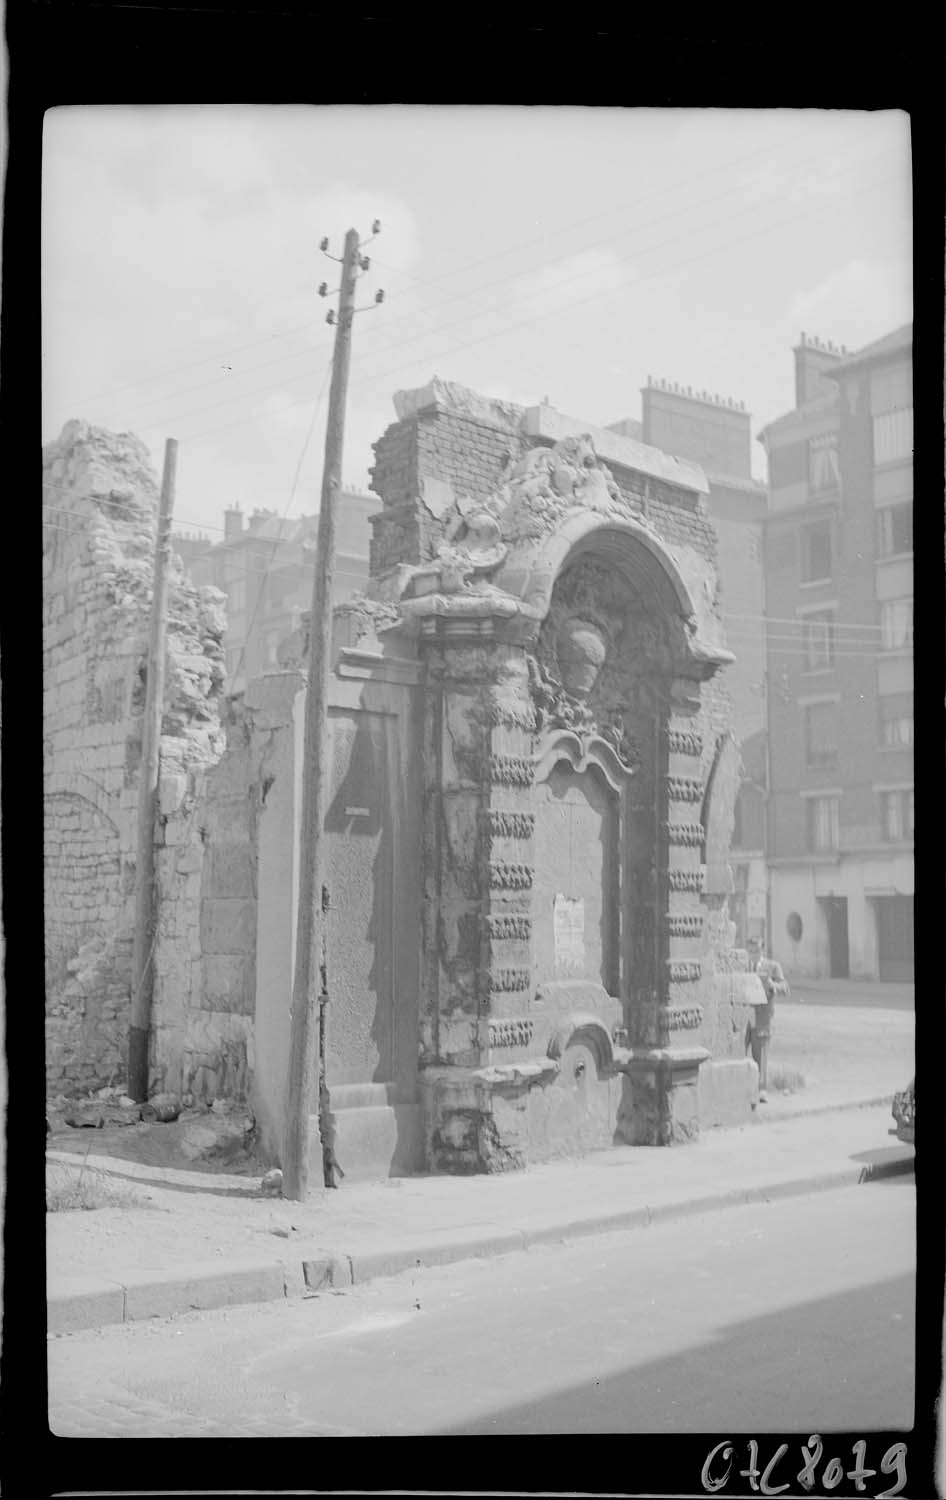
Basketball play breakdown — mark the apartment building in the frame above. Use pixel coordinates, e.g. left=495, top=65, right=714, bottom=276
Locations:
left=628, top=379, right=769, bottom=946
left=757, top=326, right=913, bottom=980
left=177, top=490, right=374, bottom=691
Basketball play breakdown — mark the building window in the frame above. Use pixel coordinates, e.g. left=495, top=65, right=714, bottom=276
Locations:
left=803, top=610, right=835, bottom=670
left=228, top=578, right=247, bottom=615
left=265, top=630, right=282, bottom=667
left=872, top=407, right=913, bottom=465
left=804, top=701, right=839, bottom=768
left=809, top=434, right=840, bottom=493
left=880, top=598, right=913, bottom=651
left=879, top=692, right=914, bottom=748
left=800, top=519, right=832, bottom=583
left=808, top=796, right=839, bottom=852
left=881, top=788, right=914, bottom=842
left=876, top=503, right=913, bottom=558
left=225, top=647, right=242, bottom=680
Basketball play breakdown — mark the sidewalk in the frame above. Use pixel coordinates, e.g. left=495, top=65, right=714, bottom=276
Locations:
left=47, top=1101, right=914, bottom=1336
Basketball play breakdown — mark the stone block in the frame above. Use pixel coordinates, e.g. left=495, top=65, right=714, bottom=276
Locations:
left=199, top=898, right=257, bottom=955
left=202, top=797, right=251, bottom=844
left=697, top=1057, right=757, bottom=1128
left=302, top=1255, right=353, bottom=1291
left=158, top=772, right=188, bottom=816
left=201, top=954, right=254, bottom=1015
left=206, top=844, right=256, bottom=900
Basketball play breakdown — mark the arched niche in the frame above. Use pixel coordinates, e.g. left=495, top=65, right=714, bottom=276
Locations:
left=531, top=731, right=634, bottom=999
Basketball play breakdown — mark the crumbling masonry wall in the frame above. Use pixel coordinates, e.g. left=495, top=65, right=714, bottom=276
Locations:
left=43, top=421, right=228, bottom=1097
left=150, top=695, right=264, bottom=1103
left=369, top=382, right=735, bottom=805
left=367, top=380, right=752, bottom=1161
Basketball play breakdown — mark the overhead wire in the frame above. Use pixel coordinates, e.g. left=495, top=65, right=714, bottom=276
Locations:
left=139, top=163, right=906, bottom=448
left=60, top=142, right=904, bottom=443
left=43, top=515, right=913, bottom=656
left=58, top=124, right=829, bottom=411
left=42, top=492, right=913, bottom=636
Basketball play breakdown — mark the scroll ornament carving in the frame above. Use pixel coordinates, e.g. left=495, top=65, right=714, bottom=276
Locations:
left=667, top=868, right=704, bottom=893
left=529, top=613, right=640, bottom=771
left=489, top=1018, right=535, bottom=1048
left=487, top=755, right=535, bottom=787
left=394, top=435, right=657, bottom=603
left=667, top=960, right=702, bottom=983
left=486, top=966, right=532, bottom=993
left=667, top=728, right=703, bottom=757
left=487, top=913, right=533, bottom=940
left=485, top=809, right=535, bottom=839
left=665, top=822, right=705, bottom=847
left=665, top=913, right=703, bottom=938
left=664, top=1004, right=704, bottom=1030
left=489, top=861, right=535, bottom=890
left=665, top=776, right=704, bottom=804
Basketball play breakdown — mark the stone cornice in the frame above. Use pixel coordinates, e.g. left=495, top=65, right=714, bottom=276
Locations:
left=522, top=405, right=709, bottom=497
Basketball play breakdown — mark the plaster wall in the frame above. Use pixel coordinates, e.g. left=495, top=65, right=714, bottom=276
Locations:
left=769, top=852, right=913, bottom=979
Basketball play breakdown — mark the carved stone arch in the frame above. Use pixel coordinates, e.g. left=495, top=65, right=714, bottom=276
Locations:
left=500, top=514, right=693, bottom=630
left=44, top=770, right=120, bottom=836
left=44, top=775, right=124, bottom=993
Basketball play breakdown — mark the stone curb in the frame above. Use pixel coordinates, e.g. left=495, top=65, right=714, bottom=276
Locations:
left=753, top=1093, right=894, bottom=1123
left=47, top=1149, right=913, bottom=1335
left=47, top=1260, right=291, bottom=1335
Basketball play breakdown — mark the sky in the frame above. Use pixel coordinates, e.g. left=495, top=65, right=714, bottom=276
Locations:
left=42, top=106, right=912, bottom=542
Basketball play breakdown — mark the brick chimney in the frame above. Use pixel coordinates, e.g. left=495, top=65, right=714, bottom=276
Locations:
left=223, top=505, right=244, bottom=541
left=793, top=332, right=848, bottom=407
left=641, top=377, right=751, bottom=479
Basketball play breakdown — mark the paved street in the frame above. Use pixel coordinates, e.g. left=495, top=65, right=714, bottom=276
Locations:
left=785, top=980, right=914, bottom=1013
left=48, top=1175, right=914, bottom=1438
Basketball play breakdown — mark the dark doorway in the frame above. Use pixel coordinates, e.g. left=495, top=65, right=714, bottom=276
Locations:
left=821, top=896, right=850, bottom=978
left=875, top=895, right=914, bottom=982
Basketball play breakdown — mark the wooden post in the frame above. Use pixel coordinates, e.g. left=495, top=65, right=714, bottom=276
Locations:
left=128, top=438, right=178, bottom=1102
left=281, top=228, right=360, bottom=1200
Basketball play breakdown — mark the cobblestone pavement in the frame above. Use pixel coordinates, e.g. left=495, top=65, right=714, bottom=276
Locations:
left=49, top=1376, right=364, bottom=1438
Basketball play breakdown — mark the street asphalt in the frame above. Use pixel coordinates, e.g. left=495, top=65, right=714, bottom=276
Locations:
left=47, top=1177, right=915, bottom=1438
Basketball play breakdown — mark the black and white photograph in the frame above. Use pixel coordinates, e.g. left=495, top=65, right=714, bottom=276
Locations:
left=26, top=72, right=930, bottom=1499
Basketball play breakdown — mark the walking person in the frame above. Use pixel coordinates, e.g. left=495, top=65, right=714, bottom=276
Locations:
left=745, top=936, right=790, bottom=1103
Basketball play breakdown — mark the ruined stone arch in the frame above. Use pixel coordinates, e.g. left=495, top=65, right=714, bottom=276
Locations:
left=502, top=513, right=698, bottom=634
left=44, top=770, right=121, bottom=831
left=44, top=774, right=123, bottom=993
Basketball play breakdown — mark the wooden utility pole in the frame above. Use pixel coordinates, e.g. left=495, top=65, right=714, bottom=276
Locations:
left=128, top=437, right=178, bottom=1102
left=281, top=227, right=361, bottom=1199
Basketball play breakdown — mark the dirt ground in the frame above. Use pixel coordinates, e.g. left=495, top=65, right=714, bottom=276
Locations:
left=46, top=1113, right=263, bottom=1177
left=46, top=996, right=913, bottom=1185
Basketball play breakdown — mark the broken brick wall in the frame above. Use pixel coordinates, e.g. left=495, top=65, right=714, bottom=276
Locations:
left=43, top=420, right=228, bottom=1098
left=368, top=382, right=735, bottom=798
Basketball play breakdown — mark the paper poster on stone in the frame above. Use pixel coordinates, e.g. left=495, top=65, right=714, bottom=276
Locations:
left=553, top=894, right=585, bottom=977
